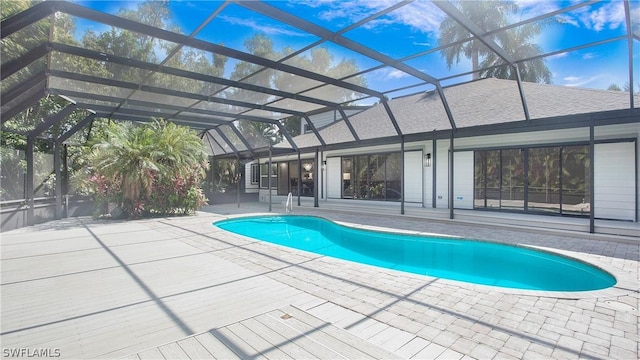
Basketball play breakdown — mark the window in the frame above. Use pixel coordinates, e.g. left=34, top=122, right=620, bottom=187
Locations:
left=260, top=163, right=277, bottom=188
left=341, top=152, right=402, bottom=201
left=250, top=163, right=259, bottom=185
left=474, top=145, right=590, bottom=216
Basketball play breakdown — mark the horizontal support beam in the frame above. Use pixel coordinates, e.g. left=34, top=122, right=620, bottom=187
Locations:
left=50, top=42, right=340, bottom=111
left=1, top=72, right=47, bottom=106
left=1, top=42, right=48, bottom=81
left=55, top=2, right=383, bottom=100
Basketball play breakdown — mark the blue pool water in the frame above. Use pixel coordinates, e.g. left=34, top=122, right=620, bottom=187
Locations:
left=214, top=215, right=616, bottom=291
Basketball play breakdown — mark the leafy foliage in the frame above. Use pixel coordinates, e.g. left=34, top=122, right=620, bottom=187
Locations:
left=230, top=34, right=366, bottom=145
left=438, top=0, right=551, bottom=83
left=81, top=119, right=208, bottom=218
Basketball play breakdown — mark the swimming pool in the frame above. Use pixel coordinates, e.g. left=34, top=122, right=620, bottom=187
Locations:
left=214, top=215, right=616, bottom=291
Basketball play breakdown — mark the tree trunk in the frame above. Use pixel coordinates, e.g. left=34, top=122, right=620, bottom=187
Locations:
left=472, top=48, right=479, bottom=80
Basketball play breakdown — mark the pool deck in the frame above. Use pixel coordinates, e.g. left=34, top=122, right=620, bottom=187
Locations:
left=1, top=203, right=638, bottom=359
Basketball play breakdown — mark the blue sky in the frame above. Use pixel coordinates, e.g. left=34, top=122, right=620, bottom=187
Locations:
left=74, top=0, right=638, bottom=99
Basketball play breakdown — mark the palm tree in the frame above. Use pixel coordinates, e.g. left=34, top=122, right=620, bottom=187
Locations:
left=88, top=119, right=208, bottom=216
left=439, top=1, right=552, bottom=83
left=479, top=23, right=552, bottom=83
left=90, top=121, right=162, bottom=204
left=439, top=0, right=518, bottom=80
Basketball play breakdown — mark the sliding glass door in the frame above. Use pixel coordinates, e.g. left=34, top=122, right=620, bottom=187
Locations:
left=340, top=152, right=402, bottom=201
left=528, top=147, right=560, bottom=214
left=500, top=149, right=525, bottom=211
left=474, top=145, right=590, bottom=216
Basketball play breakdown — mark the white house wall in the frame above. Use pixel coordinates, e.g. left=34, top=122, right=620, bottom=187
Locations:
left=404, top=151, right=423, bottom=203
left=453, top=151, right=474, bottom=209
left=594, top=142, right=636, bottom=221
left=254, top=124, right=637, bottom=222
left=423, top=141, right=434, bottom=207
left=245, top=162, right=259, bottom=194
left=326, top=157, right=341, bottom=199
left=435, top=139, right=450, bottom=208
left=596, top=123, right=640, bottom=222
left=454, top=128, right=590, bottom=150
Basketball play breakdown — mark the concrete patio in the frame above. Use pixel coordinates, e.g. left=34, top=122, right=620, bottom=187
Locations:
left=1, top=204, right=638, bottom=359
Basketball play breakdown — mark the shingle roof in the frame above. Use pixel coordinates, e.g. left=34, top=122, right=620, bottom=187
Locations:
left=288, top=78, right=637, bottom=149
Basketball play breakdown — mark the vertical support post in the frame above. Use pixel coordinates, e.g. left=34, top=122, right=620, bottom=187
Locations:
left=499, top=150, right=503, bottom=208
left=236, top=157, right=240, bottom=208
left=432, top=134, right=437, bottom=209
left=268, top=145, right=272, bottom=212
left=62, top=144, right=68, bottom=195
left=54, top=138, right=62, bottom=220
left=297, top=150, right=301, bottom=206
left=400, top=135, right=405, bottom=215
left=624, top=0, right=634, bottom=108
left=320, top=150, right=324, bottom=201
left=589, top=121, right=595, bottom=233
left=26, top=136, right=35, bottom=226
left=314, top=148, right=319, bottom=208
left=523, top=148, right=529, bottom=212
left=449, top=130, right=454, bottom=220
left=559, top=147, right=563, bottom=215
left=63, top=143, right=69, bottom=217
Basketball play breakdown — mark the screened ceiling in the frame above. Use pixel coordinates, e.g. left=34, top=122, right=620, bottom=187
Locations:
left=2, top=0, right=638, bottom=158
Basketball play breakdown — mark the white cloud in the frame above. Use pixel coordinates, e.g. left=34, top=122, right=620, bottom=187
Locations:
left=582, top=52, right=597, bottom=60
left=555, top=14, right=579, bottom=28
left=388, top=0, right=444, bottom=33
left=362, top=18, right=396, bottom=30
left=371, top=67, right=410, bottom=80
left=387, top=69, right=410, bottom=79
left=579, top=1, right=625, bottom=31
left=552, top=1, right=625, bottom=32
left=316, top=1, right=391, bottom=24
left=563, top=75, right=601, bottom=87
left=515, top=0, right=561, bottom=21
left=220, top=16, right=309, bottom=37
left=563, top=76, right=581, bottom=82
left=301, top=0, right=444, bottom=34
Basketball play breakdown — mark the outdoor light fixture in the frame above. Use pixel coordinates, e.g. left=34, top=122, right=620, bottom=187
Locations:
left=303, top=163, right=313, bottom=171
left=424, top=153, right=432, bottom=167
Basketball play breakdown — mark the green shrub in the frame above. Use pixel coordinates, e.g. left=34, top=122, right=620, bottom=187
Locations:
left=83, top=119, right=208, bottom=218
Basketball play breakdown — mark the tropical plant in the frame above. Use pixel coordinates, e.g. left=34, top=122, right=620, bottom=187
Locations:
left=439, top=0, right=551, bottom=83
left=479, top=23, right=552, bottom=83
left=85, top=119, right=208, bottom=218
left=439, top=0, right=517, bottom=79
left=229, top=34, right=367, bottom=145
